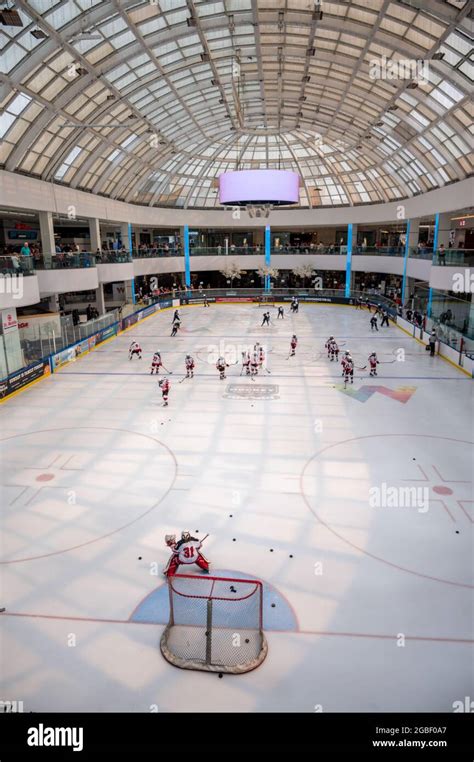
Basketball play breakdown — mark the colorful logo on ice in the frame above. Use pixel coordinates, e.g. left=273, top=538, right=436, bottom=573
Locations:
left=336, top=385, right=417, bottom=403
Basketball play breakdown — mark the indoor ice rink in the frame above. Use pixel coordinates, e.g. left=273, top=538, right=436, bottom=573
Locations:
left=1, top=302, right=472, bottom=712
left=0, top=0, right=473, bottom=730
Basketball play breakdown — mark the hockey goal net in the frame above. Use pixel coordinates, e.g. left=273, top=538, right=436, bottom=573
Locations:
left=160, top=574, right=268, bottom=673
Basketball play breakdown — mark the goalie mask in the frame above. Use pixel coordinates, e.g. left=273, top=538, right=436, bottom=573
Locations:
left=165, top=534, right=176, bottom=546
left=181, top=530, right=191, bottom=541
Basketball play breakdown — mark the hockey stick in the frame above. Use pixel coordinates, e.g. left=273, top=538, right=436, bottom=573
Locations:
left=355, top=365, right=367, bottom=370
left=262, top=365, right=271, bottom=374
left=178, top=374, right=189, bottom=383
left=377, top=359, right=396, bottom=364
left=161, top=364, right=173, bottom=374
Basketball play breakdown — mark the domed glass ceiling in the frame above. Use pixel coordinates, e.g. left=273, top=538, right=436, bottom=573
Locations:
left=0, top=0, right=472, bottom=208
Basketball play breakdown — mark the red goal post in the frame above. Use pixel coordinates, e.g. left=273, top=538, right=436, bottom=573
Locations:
left=160, top=574, right=268, bottom=674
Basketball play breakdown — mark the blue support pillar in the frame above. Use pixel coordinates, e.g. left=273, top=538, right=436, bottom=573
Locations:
left=128, top=222, right=136, bottom=304
left=345, top=223, right=353, bottom=298
left=401, top=220, right=410, bottom=307
left=427, top=213, right=440, bottom=317
left=264, top=224, right=271, bottom=292
left=184, top=224, right=191, bottom=289
left=433, top=213, right=440, bottom=252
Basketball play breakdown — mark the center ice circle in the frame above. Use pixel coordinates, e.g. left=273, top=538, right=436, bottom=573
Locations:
left=300, top=434, right=473, bottom=588
left=0, top=427, right=177, bottom=563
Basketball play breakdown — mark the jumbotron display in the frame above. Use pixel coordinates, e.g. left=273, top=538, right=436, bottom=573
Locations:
left=218, top=169, right=300, bottom=206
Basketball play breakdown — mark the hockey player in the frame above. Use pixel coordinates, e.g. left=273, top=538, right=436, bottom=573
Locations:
left=290, top=335, right=298, bottom=357
left=250, top=349, right=259, bottom=377
left=129, top=341, right=142, bottom=360
left=185, top=354, right=195, bottom=378
left=163, top=531, right=210, bottom=577
left=343, top=353, right=354, bottom=385
left=370, top=314, right=378, bottom=332
left=293, top=298, right=299, bottom=314
left=258, top=344, right=265, bottom=368
left=216, top=356, right=229, bottom=380
left=368, top=352, right=379, bottom=377
left=203, top=296, right=209, bottom=308
left=341, top=350, right=350, bottom=377
left=277, top=306, right=285, bottom=319
left=150, top=351, right=162, bottom=375
left=380, top=310, right=389, bottom=327
left=173, top=309, right=180, bottom=323
left=159, top=377, right=170, bottom=406
left=261, top=311, right=271, bottom=326
left=328, top=338, right=339, bottom=362
left=290, top=297, right=297, bottom=313
left=325, top=336, right=335, bottom=359
left=241, top=350, right=251, bottom=376
left=171, top=317, right=181, bottom=337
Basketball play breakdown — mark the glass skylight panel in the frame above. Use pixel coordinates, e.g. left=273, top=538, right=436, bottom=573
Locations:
left=429, top=87, right=456, bottom=111
left=100, top=18, right=129, bottom=38
left=54, top=145, right=83, bottom=179
left=458, top=60, right=474, bottom=81
left=45, top=1, right=83, bottom=29
left=438, top=81, right=464, bottom=102
left=411, top=110, right=430, bottom=127
left=445, top=31, right=472, bottom=56
left=429, top=148, right=446, bottom=167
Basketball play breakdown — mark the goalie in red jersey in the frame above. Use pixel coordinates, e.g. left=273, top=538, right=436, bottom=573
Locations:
left=163, top=531, right=210, bottom=577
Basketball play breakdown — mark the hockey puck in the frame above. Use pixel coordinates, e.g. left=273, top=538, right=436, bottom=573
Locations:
left=218, top=673, right=223, bottom=679
left=271, top=603, right=276, bottom=608
left=229, top=514, right=233, bottom=517
left=289, top=554, right=293, bottom=558
left=138, top=556, right=142, bottom=560
left=232, top=538, right=236, bottom=542
left=195, top=530, right=199, bottom=533
left=270, top=548, right=273, bottom=552
left=245, top=639, right=249, bottom=644
left=455, top=530, right=459, bottom=534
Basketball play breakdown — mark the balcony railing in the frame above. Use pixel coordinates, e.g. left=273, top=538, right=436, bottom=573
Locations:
left=0, top=254, right=36, bottom=275
left=36, top=253, right=97, bottom=269
left=95, top=251, right=132, bottom=263
left=352, top=246, right=404, bottom=256
left=432, top=249, right=474, bottom=266
left=132, top=247, right=183, bottom=258
left=409, top=247, right=433, bottom=260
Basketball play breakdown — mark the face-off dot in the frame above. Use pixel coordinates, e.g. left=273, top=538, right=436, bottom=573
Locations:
left=36, top=473, right=55, bottom=482
left=432, top=485, right=453, bottom=495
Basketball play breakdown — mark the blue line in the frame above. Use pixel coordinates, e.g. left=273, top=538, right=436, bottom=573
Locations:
left=345, top=224, right=352, bottom=298
left=184, top=225, right=191, bottom=288
left=402, top=220, right=410, bottom=306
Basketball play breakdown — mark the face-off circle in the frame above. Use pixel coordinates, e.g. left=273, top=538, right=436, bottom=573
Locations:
left=301, top=434, right=473, bottom=588
left=0, top=427, right=177, bottom=563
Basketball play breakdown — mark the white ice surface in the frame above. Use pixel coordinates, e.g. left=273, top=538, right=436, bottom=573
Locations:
left=1, top=302, right=472, bottom=712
